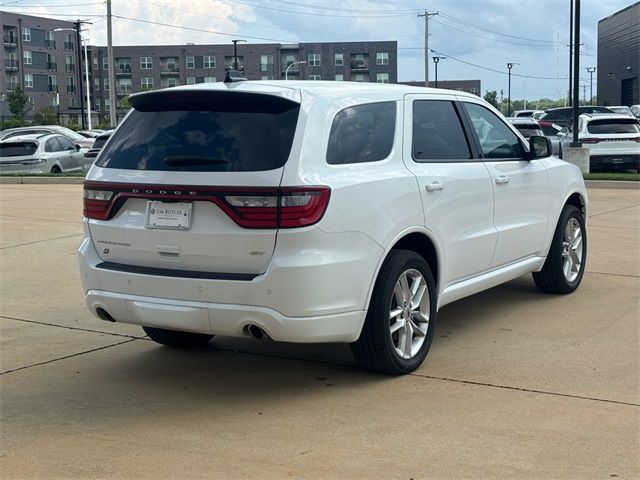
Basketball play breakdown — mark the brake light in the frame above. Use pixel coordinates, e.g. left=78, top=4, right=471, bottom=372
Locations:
left=634, top=136, right=640, bottom=143
left=82, top=182, right=330, bottom=229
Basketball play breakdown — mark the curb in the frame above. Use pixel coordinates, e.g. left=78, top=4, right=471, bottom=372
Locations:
left=585, top=180, right=639, bottom=190
left=0, top=176, right=84, bottom=184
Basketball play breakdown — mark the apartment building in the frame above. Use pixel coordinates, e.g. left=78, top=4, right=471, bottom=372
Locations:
left=1, top=11, right=84, bottom=121
left=89, top=41, right=397, bottom=120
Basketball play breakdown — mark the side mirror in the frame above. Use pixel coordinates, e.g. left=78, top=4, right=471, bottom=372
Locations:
left=75, top=144, right=81, bottom=151
left=529, top=135, right=551, bottom=159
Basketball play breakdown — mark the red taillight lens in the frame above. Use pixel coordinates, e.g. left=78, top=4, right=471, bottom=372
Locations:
left=581, top=137, right=601, bottom=144
left=83, top=188, right=114, bottom=220
left=82, top=183, right=331, bottom=229
left=633, top=136, right=640, bottom=143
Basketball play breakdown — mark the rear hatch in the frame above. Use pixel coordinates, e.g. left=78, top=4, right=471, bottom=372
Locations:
left=582, top=118, right=640, bottom=154
left=84, top=87, right=305, bottom=276
left=0, top=140, right=42, bottom=173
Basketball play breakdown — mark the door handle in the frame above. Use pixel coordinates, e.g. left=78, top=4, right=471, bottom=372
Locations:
left=495, top=175, right=510, bottom=185
left=425, top=182, right=444, bottom=192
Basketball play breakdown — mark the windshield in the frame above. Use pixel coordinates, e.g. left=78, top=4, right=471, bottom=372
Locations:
left=0, top=141, right=38, bottom=157
left=587, top=119, right=640, bottom=134
left=97, top=91, right=300, bottom=172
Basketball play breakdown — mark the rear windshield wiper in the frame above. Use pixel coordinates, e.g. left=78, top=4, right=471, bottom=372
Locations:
left=163, top=156, right=229, bottom=167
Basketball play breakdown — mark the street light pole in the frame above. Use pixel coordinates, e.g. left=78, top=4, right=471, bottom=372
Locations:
left=586, top=66, right=596, bottom=105
left=432, top=56, right=446, bottom=88
left=231, top=39, right=246, bottom=70
left=506, top=63, right=517, bottom=116
left=74, top=21, right=85, bottom=129
left=285, top=60, right=306, bottom=80
left=82, top=36, right=92, bottom=129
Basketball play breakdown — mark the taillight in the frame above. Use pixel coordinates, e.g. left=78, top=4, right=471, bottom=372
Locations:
left=633, top=136, right=640, bottom=143
left=82, top=183, right=330, bottom=229
left=83, top=188, right=114, bottom=220
left=581, top=138, right=601, bottom=144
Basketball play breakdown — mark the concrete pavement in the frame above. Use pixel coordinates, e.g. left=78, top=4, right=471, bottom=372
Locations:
left=1, top=184, right=638, bottom=479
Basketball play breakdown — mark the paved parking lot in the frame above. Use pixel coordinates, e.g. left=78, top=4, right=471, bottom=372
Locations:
left=1, top=183, right=638, bottom=479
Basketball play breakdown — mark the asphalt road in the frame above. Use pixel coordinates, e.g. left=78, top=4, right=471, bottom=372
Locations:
left=1, top=184, right=638, bottom=479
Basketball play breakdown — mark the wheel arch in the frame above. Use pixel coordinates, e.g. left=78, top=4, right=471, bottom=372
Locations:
left=364, top=228, right=442, bottom=312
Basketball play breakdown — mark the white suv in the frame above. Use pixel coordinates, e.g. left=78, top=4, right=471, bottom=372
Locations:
left=79, top=81, right=588, bottom=374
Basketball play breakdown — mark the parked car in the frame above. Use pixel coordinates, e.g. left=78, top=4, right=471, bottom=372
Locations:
left=558, top=113, right=640, bottom=172
left=538, top=106, right=615, bottom=136
left=79, top=81, right=588, bottom=375
left=0, top=125, right=94, bottom=148
left=82, top=130, right=112, bottom=173
left=0, top=133, right=85, bottom=174
left=506, top=117, right=544, bottom=139
left=631, top=105, right=640, bottom=118
left=78, top=129, right=104, bottom=138
left=606, top=106, right=635, bottom=117
left=512, top=109, right=545, bottom=120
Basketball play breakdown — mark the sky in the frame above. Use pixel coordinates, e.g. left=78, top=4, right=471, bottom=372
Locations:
left=1, top=0, right=636, bottom=100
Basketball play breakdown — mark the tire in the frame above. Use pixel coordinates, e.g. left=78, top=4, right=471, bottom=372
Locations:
left=533, top=204, right=586, bottom=294
left=50, top=165, right=62, bottom=174
left=142, top=326, right=213, bottom=348
left=351, top=249, right=437, bottom=375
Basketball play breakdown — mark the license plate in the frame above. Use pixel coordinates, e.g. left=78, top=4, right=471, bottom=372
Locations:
left=145, top=201, right=192, bottom=230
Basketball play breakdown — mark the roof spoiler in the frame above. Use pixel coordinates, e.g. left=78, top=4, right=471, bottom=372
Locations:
left=224, top=69, right=247, bottom=83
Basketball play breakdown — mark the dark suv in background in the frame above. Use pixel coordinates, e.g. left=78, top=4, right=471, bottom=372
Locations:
left=538, top=106, right=614, bottom=136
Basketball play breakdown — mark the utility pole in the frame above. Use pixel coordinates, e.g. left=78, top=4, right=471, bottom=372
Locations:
left=586, top=66, right=596, bottom=105
left=432, top=56, right=445, bottom=88
left=231, top=39, right=246, bottom=70
left=417, top=11, right=437, bottom=86
left=75, top=20, right=85, bottom=129
left=571, top=0, right=581, bottom=147
left=107, top=0, right=117, bottom=127
left=507, top=63, right=518, bottom=116
left=568, top=0, right=573, bottom=107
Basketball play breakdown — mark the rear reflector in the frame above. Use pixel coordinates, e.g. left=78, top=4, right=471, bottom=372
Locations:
left=83, top=182, right=330, bottom=229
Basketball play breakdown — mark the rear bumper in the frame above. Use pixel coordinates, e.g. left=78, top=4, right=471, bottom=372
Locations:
left=85, top=289, right=364, bottom=343
left=589, top=154, right=640, bottom=171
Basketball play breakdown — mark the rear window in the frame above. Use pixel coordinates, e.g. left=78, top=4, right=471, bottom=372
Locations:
left=0, top=141, right=38, bottom=157
left=92, top=135, right=111, bottom=150
left=96, top=91, right=300, bottom=172
left=326, top=102, right=396, bottom=165
left=514, top=126, right=542, bottom=137
left=587, top=119, right=640, bottom=134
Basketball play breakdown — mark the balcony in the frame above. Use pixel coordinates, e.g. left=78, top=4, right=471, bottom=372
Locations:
left=48, top=84, right=58, bottom=92
left=46, top=62, right=57, bottom=70
left=3, top=34, right=17, bottom=46
left=67, top=86, right=75, bottom=93
left=64, top=41, right=74, bottom=51
left=350, top=61, right=369, bottom=71
left=45, top=39, right=56, bottom=49
left=160, top=64, right=180, bottom=75
left=116, top=65, right=132, bottom=75
left=4, top=59, right=18, bottom=70
left=65, top=64, right=75, bottom=73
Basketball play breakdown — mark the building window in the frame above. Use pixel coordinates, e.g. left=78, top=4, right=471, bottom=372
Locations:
left=161, top=78, right=177, bottom=88
left=376, top=52, right=389, bottom=65
left=104, top=77, right=110, bottom=91
left=95, top=99, right=100, bottom=110
left=261, top=76, right=274, bottom=80
left=224, top=56, right=244, bottom=70
left=376, top=73, right=389, bottom=83
left=308, top=53, right=320, bottom=67
left=186, top=56, right=195, bottom=69
left=310, top=75, right=321, bottom=80
left=103, top=57, right=109, bottom=70
left=65, top=54, right=74, bottom=72
left=93, top=57, right=98, bottom=69
left=24, top=74, right=33, bottom=88
left=64, top=33, right=74, bottom=51
left=141, top=77, right=154, bottom=90
left=105, top=102, right=109, bottom=111
left=94, top=78, right=100, bottom=89
left=335, top=53, right=343, bottom=66
left=68, top=97, right=76, bottom=108
left=22, top=27, right=31, bottom=42
left=116, top=58, right=131, bottom=74
left=187, top=77, right=196, bottom=85
left=67, top=76, right=75, bottom=93
left=140, top=56, right=152, bottom=69
left=49, top=97, right=58, bottom=107
left=469, top=87, right=480, bottom=96
left=335, top=74, right=344, bottom=81
left=203, top=56, right=215, bottom=68
left=204, top=76, right=216, bottom=83
left=23, top=50, right=32, bottom=65
left=353, top=73, right=366, bottom=82
left=260, top=55, right=273, bottom=72
left=47, top=75, right=57, bottom=92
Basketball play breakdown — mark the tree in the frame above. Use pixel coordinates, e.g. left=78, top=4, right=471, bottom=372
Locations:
left=32, top=106, right=58, bottom=125
left=118, top=96, right=129, bottom=109
left=483, top=90, right=499, bottom=109
left=7, top=86, right=30, bottom=123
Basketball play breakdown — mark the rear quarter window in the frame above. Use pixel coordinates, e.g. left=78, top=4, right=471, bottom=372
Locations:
left=96, top=91, right=300, bottom=172
left=326, top=101, right=396, bottom=165
left=0, top=142, right=38, bottom=157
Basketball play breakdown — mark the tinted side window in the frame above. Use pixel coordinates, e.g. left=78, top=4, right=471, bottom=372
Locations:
left=57, top=136, right=75, bottom=150
left=45, top=138, right=62, bottom=152
left=326, top=101, right=396, bottom=165
left=412, top=100, right=471, bottom=161
left=464, top=103, right=525, bottom=159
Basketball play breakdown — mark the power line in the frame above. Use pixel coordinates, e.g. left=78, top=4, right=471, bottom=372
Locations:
left=2, top=1, right=103, bottom=6
left=267, top=0, right=419, bottom=14
left=222, top=0, right=414, bottom=18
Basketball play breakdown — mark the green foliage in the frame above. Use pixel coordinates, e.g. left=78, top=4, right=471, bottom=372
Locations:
left=65, top=121, right=81, bottom=131
left=1, top=118, right=26, bottom=128
left=7, top=86, right=30, bottom=121
left=118, top=96, right=129, bottom=109
left=483, top=90, right=499, bottom=109
left=584, top=173, right=639, bottom=181
left=32, top=106, right=58, bottom=126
